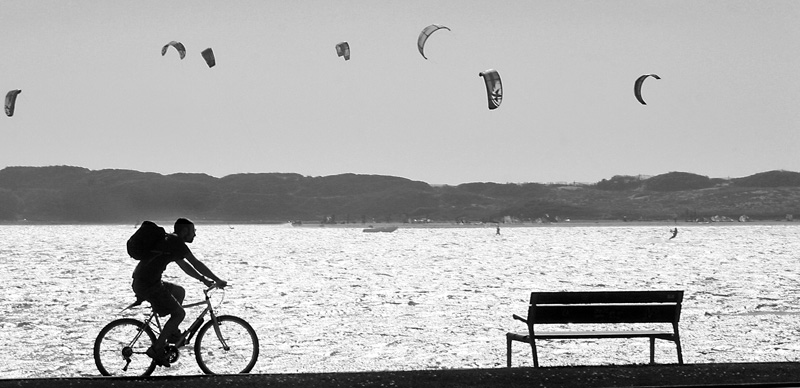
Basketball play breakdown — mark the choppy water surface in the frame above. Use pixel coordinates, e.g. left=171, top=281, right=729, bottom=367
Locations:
left=1, top=224, right=799, bottom=378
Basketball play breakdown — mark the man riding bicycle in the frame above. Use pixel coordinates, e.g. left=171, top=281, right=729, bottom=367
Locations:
left=131, top=218, right=227, bottom=367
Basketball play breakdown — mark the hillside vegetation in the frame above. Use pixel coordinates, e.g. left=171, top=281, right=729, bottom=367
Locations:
left=0, top=166, right=799, bottom=223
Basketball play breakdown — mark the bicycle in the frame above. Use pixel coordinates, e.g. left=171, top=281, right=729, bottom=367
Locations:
left=94, top=284, right=259, bottom=376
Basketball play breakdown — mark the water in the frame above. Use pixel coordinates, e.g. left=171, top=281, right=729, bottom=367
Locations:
left=1, top=223, right=799, bottom=378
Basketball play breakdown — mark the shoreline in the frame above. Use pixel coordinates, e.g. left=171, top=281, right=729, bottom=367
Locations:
left=2, top=363, right=799, bottom=388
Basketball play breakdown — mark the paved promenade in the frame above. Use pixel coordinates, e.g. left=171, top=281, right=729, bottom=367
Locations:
left=1, top=363, right=799, bottom=388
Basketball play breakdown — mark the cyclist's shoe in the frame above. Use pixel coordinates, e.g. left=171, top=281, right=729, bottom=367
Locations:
left=167, top=330, right=184, bottom=345
left=146, top=346, right=171, bottom=368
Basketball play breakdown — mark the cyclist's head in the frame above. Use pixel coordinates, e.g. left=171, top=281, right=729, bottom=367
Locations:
left=175, top=218, right=196, bottom=243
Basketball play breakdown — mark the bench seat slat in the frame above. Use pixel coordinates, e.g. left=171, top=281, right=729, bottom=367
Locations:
left=532, top=291, right=683, bottom=305
left=509, top=330, right=676, bottom=340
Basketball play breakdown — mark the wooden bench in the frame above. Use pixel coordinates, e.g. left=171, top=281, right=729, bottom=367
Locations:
left=506, top=290, right=684, bottom=367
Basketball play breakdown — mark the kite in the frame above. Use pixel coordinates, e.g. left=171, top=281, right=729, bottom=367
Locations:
left=161, top=41, right=186, bottom=59
left=417, top=24, right=450, bottom=59
left=335, top=42, right=350, bottom=60
left=201, top=48, right=216, bottom=67
left=479, top=69, right=502, bottom=110
left=634, top=74, right=660, bottom=105
left=5, top=89, right=21, bottom=117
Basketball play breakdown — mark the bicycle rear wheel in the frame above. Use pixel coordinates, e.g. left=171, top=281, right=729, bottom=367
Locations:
left=94, top=318, right=157, bottom=376
left=194, top=315, right=259, bottom=374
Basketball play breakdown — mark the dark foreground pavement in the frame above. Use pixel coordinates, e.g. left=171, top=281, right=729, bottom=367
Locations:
left=1, top=363, right=799, bottom=388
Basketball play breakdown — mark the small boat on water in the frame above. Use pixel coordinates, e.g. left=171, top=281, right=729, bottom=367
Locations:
left=362, top=226, right=398, bottom=233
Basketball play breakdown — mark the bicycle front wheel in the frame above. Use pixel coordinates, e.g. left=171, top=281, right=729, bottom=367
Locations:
left=94, top=318, right=156, bottom=377
left=194, top=315, right=259, bottom=374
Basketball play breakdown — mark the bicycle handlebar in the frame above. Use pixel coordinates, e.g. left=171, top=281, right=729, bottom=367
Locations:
left=203, top=282, right=227, bottom=294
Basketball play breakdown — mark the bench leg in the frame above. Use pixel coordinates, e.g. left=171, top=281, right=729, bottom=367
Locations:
left=650, top=337, right=656, bottom=364
left=531, top=338, right=539, bottom=368
left=673, top=324, right=684, bottom=365
left=506, top=335, right=512, bottom=368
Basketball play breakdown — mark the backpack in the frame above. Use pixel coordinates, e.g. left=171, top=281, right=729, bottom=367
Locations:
left=127, top=221, right=167, bottom=260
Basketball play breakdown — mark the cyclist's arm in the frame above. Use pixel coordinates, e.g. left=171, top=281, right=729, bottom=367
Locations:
left=182, top=251, right=226, bottom=286
left=175, top=259, right=208, bottom=283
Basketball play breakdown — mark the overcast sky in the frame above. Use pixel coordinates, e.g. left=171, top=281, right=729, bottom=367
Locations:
left=1, top=1, right=798, bottom=185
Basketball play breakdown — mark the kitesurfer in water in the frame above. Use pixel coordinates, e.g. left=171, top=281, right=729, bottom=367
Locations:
left=669, top=228, right=678, bottom=239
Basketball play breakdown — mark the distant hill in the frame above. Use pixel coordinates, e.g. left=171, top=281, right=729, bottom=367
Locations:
left=643, top=172, right=716, bottom=191
left=0, top=166, right=798, bottom=223
left=732, top=170, right=800, bottom=187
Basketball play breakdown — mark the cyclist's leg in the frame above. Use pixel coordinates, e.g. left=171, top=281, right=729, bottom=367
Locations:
left=165, top=281, right=186, bottom=305
left=156, top=305, right=185, bottom=348
left=161, top=282, right=186, bottom=342
left=148, top=284, right=185, bottom=366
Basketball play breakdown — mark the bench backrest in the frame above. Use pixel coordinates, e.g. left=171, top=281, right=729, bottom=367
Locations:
left=528, top=290, right=683, bottom=324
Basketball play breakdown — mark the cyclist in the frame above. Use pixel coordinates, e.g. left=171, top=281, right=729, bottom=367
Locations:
left=131, top=218, right=227, bottom=367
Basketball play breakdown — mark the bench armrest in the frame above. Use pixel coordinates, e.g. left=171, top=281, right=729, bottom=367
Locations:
left=512, top=314, right=528, bottom=324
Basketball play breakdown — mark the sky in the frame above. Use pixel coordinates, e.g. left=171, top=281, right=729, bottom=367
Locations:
left=1, top=1, right=799, bottom=185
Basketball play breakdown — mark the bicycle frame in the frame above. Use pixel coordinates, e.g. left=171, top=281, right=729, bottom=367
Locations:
left=136, top=285, right=226, bottom=349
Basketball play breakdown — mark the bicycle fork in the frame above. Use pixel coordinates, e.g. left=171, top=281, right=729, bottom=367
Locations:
left=209, top=310, right=231, bottom=351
